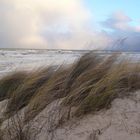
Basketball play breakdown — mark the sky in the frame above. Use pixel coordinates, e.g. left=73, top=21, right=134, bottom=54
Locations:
left=0, top=0, right=140, bottom=50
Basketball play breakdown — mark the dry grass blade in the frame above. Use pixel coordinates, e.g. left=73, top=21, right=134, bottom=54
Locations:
left=63, top=54, right=119, bottom=106
left=6, top=67, right=55, bottom=117
left=0, top=72, right=26, bottom=101
left=25, top=65, right=70, bottom=122
left=0, top=52, right=139, bottom=122
left=75, top=61, right=140, bottom=116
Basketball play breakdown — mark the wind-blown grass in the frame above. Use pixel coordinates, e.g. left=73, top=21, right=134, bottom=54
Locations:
left=6, top=67, right=55, bottom=117
left=0, top=52, right=140, bottom=121
left=0, top=72, right=26, bottom=101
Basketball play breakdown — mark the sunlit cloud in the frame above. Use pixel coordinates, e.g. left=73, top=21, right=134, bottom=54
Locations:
left=100, top=11, right=140, bottom=51
left=0, top=0, right=140, bottom=50
left=0, top=0, right=91, bottom=49
left=102, top=11, right=140, bottom=32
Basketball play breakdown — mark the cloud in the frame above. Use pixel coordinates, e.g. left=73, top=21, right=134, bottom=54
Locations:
left=1, top=1, right=140, bottom=50
left=101, top=11, right=140, bottom=51
left=0, top=0, right=44, bottom=48
left=0, top=0, right=114, bottom=49
left=0, top=0, right=86, bottom=49
left=102, top=11, right=140, bottom=32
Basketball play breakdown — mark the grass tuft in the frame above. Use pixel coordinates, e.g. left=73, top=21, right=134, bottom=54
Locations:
left=0, top=52, right=139, bottom=121
left=6, top=67, right=55, bottom=117
left=0, top=72, right=26, bottom=101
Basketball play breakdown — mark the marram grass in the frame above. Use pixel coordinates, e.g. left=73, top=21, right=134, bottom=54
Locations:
left=0, top=52, right=140, bottom=120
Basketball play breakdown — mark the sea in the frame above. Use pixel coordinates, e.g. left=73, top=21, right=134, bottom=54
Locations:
left=0, top=49, right=140, bottom=76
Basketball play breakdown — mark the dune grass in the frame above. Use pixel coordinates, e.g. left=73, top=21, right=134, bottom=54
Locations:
left=5, top=67, right=55, bottom=117
left=75, top=62, right=140, bottom=116
left=0, top=72, right=27, bottom=101
left=25, top=65, right=71, bottom=122
left=0, top=52, right=140, bottom=121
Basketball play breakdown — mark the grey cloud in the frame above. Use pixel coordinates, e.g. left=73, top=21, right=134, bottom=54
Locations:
left=101, top=11, right=140, bottom=32
left=99, top=11, right=140, bottom=51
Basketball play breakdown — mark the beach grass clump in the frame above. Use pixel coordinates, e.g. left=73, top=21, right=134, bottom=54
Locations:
left=5, top=67, right=55, bottom=117
left=0, top=72, right=26, bottom=101
left=24, top=53, right=103, bottom=121
left=62, top=54, right=119, bottom=106
left=74, top=62, right=140, bottom=116
left=63, top=52, right=102, bottom=94
left=25, top=65, right=71, bottom=122
left=0, top=52, right=140, bottom=121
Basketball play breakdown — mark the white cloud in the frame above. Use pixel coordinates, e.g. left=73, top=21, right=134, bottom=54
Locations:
left=98, top=11, right=140, bottom=51
left=0, top=0, right=44, bottom=48
left=102, top=11, right=140, bottom=32
left=0, top=0, right=114, bottom=49
left=2, top=1, right=140, bottom=50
